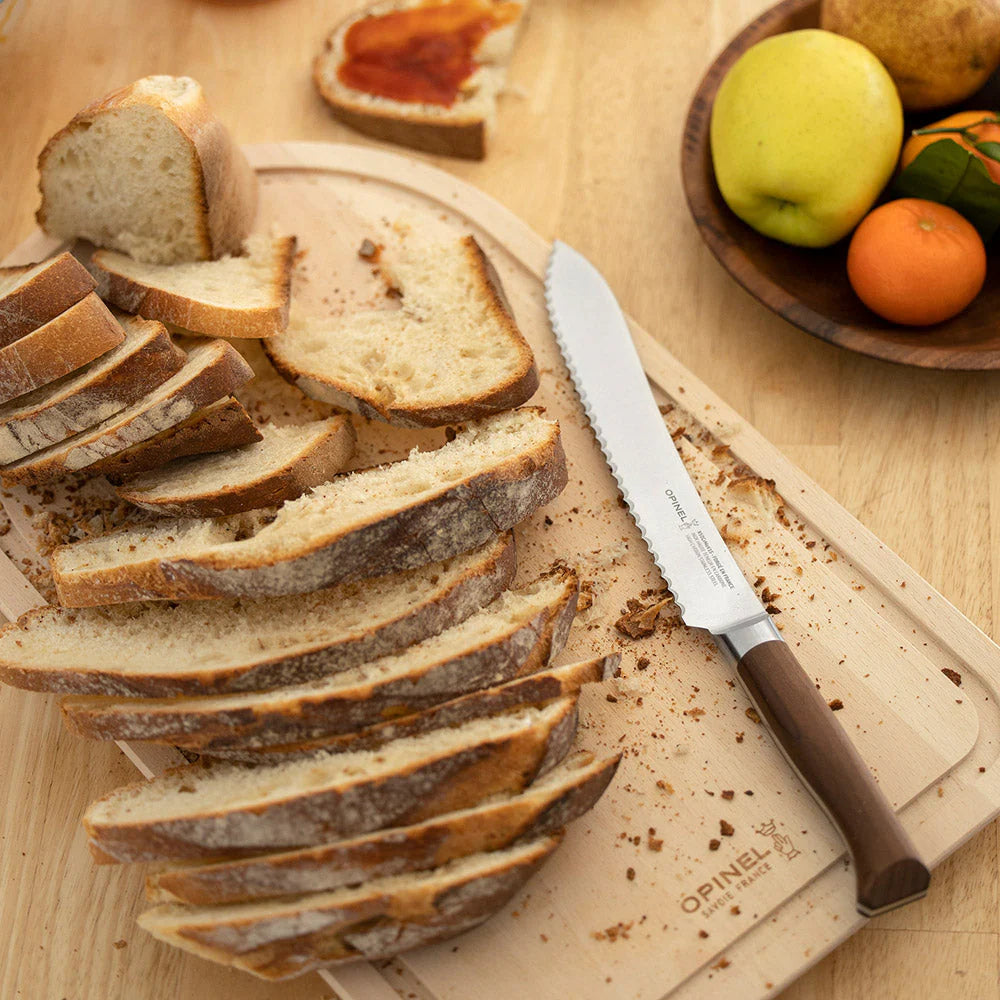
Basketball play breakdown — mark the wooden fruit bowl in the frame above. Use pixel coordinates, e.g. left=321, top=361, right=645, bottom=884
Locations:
left=682, top=0, right=1000, bottom=370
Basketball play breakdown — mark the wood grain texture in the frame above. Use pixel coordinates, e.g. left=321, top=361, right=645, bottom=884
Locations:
left=1, top=2, right=999, bottom=1000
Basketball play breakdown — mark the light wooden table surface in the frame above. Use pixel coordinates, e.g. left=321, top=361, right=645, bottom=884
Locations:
left=1, top=1, right=997, bottom=997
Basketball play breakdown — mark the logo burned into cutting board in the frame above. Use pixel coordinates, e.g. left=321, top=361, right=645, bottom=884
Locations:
left=679, top=820, right=803, bottom=917
left=754, top=818, right=802, bottom=861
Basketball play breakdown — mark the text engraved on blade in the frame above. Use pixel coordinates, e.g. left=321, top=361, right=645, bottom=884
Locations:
left=664, top=486, right=737, bottom=591
left=684, top=529, right=738, bottom=590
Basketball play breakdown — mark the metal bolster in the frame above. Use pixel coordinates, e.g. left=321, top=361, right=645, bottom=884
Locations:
left=713, top=615, right=783, bottom=667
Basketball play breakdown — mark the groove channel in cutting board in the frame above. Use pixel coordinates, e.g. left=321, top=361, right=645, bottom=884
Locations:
left=1, top=143, right=997, bottom=1000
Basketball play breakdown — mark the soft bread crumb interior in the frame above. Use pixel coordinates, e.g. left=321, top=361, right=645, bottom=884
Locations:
left=87, top=703, right=564, bottom=822
left=269, top=238, right=528, bottom=408
left=41, top=95, right=205, bottom=264
left=55, top=408, right=554, bottom=571
left=83, top=572, right=569, bottom=709
left=2, top=539, right=507, bottom=676
left=96, top=235, right=288, bottom=310
left=146, top=750, right=598, bottom=883
left=122, top=420, right=339, bottom=500
left=139, top=835, right=551, bottom=930
left=193, top=574, right=567, bottom=701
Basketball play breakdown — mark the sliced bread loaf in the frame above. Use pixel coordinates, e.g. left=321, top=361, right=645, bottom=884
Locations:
left=138, top=836, right=560, bottom=978
left=0, top=315, right=185, bottom=464
left=1, top=340, right=255, bottom=486
left=115, top=416, right=356, bottom=517
left=91, top=397, right=261, bottom=482
left=207, top=655, right=620, bottom=763
left=264, top=235, right=537, bottom=427
left=0, top=252, right=96, bottom=345
left=37, top=76, right=257, bottom=264
left=50, top=407, right=564, bottom=606
left=59, top=567, right=578, bottom=746
left=0, top=293, right=125, bottom=405
left=92, top=235, right=296, bottom=339
left=84, top=698, right=578, bottom=861
left=144, top=750, right=619, bottom=905
left=313, top=0, right=530, bottom=160
left=0, top=533, right=514, bottom=696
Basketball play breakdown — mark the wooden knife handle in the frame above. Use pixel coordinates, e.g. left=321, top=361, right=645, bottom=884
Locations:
left=737, top=639, right=930, bottom=917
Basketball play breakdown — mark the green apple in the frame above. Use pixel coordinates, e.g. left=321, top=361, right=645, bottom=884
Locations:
left=710, top=29, right=903, bottom=248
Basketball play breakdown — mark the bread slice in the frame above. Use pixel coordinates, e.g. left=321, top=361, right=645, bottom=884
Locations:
left=1, top=341, right=255, bottom=486
left=207, top=655, right=620, bottom=763
left=145, top=750, right=618, bottom=905
left=84, top=698, right=578, bottom=861
left=0, top=252, right=96, bottom=346
left=60, top=567, right=578, bottom=746
left=91, top=397, right=261, bottom=482
left=51, top=407, right=564, bottom=606
left=37, top=75, right=257, bottom=264
left=264, top=235, right=537, bottom=427
left=138, top=836, right=560, bottom=978
left=115, top=417, right=356, bottom=517
left=313, top=0, right=530, bottom=160
left=0, top=533, right=514, bottom=696
left=92, top=235, right=296, bottom=339
left=0, top=315, right=185, bottom=464
left=0, top=293, right=126, bottom=406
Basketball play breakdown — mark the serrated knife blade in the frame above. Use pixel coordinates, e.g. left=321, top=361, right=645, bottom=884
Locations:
left=545, top=239, right=930, bottom=917
left=544, top=243, right=764, bottom=634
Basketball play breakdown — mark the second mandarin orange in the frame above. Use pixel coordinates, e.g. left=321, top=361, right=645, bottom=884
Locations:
left=901, top=111, right=1000, bottom=184
left=846, top=199, right=987, bottom=326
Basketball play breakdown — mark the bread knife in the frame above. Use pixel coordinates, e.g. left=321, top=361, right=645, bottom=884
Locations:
left=544, top=240, right=930, bottom=916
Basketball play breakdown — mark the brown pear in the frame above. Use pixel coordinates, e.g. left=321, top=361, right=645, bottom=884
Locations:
left=821, top=0, right=1000, bottom=110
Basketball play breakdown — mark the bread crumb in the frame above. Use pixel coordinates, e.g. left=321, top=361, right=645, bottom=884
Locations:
left=828, top=698, right=844, bottom=711
left=615, top=595, right=674, bottom=639
left=358, top=238, right=382, bottom=262
left=592, top=921, right=633, bottom=942
left=720, top=820, right=734, bottom=837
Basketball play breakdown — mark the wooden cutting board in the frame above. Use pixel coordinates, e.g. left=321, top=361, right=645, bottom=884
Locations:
left=3, top=142, right=1000, bottom=1000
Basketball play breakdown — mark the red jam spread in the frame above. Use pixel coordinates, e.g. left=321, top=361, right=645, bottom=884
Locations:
left=338, top=1, right=521, bottom=107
